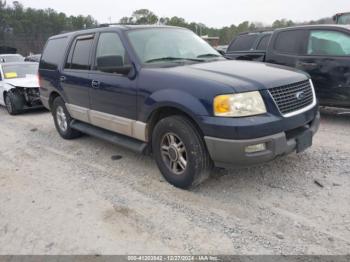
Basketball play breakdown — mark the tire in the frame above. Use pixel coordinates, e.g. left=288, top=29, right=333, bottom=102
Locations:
left=52, top=96, right=82, bottom=139
left=152, top=115, right=212, bottom=189
left=4, top=91, right=24, bottom=115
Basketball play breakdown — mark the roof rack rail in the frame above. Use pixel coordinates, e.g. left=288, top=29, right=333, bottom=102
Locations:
left=238, top=28, right=274, bottom=35
left=98, top=23, right=125, bottom=27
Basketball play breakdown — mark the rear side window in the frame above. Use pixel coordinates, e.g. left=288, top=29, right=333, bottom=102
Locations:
left=308, top=30, right=350, bottom=56
left=40, top=37, right=68, bottom=70
left=228, top=34, right=258, bottom=52
left=274, top=30, right=304, bottom=54
left=65, top=36, right=94, bottom=70
left=256, top=35, right=271, bottom=50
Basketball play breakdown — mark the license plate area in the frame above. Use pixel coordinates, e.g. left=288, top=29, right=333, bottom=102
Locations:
left=296, top=130, right=313, bottom=153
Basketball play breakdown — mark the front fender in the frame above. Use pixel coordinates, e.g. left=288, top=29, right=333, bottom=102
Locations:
left=139, top=89, right=211, bottom=122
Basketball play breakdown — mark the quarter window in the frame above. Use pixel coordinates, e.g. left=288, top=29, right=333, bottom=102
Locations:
left=274, top=30, right=304, bottom=54
left=41, top=37, right=69, bottom=70
left=308, top=30, right=350, bottom=56
left=95, top=32, right=129, bottom=73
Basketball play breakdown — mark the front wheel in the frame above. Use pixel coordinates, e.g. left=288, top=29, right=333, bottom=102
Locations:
left=152, top=115, right=212, bottom=189
left=5, top=91, right=24, bottom=115
left=52, top=97, right=82, bottom=139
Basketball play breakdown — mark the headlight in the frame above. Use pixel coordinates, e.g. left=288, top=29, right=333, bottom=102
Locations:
left=214, top=91, right=267, bottom=117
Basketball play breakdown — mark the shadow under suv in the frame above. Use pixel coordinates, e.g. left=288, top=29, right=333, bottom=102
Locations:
left=39, top=25, right=320, bottom=189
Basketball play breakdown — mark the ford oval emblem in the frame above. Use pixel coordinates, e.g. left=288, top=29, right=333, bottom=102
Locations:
left=295, top=91, right=306, bottom=100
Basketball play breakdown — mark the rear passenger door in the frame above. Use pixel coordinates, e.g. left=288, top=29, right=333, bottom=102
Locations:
left=88, top=31, right=138, bottom=135
left=266, top=29, right=308, bottom=67
left=61, top=34, right=94, bottom=110
left=297, top=29, right=350, bottom=107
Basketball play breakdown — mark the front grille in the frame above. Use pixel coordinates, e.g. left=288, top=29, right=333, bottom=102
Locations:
left=269, top=80, right=314, bottom=115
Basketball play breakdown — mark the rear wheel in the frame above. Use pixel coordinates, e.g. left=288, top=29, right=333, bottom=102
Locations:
left=4, top=91, right=24, bottom=115
left=152, top=115, right=212, bottom=189
left=52, top=96, right=82, bottom=139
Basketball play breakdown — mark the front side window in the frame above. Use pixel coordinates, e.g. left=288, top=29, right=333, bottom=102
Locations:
left=94, top=32, right=129, bottom=73
left=228, top=34, right=258, bottom=52
left=308, top=30, right=350, bottom=56
left=2, top=64, right=38, bottom=79
left=65, top=36, right=94, bottom=70
left=128, top=28, right=220, bottom=64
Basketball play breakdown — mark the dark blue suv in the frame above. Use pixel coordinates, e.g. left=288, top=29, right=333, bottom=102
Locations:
left=39, top=25, right=320, bottom=189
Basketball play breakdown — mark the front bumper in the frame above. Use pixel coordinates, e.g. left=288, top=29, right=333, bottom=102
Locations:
left=204, top=112, right=320, bottom=168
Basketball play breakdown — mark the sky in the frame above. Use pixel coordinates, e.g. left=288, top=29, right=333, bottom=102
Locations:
left=18, top=0, right=349, bottom=28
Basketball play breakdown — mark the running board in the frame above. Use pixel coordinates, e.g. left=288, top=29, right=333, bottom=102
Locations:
left=70, top=120, right=148, bottom=154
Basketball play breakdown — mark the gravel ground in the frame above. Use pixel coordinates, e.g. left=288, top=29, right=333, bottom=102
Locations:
left=0, top=106, right=349, bottom=255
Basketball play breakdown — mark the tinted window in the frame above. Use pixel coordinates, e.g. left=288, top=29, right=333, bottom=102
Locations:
left=95, top=32, right=129, bottom=72
left=66, top=36, right=93, bottom=70
left=228, top=34, right=258, bottom=52
left=274, top=30, right=304, bottom=54
left=256, top=35, right=271, bottom=50
left=308, top=30, right=350, bottom=56
left=40, top=37, right=68, bottom=70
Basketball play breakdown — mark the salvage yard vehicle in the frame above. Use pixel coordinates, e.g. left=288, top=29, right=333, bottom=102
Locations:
left=225, top=25, right=350, bottom=108
left=39, top=25, right=320, bottom=189
left=333, top=12, right=350, bottom=25
left=0, top=54, right=25, bottom=63
left=0, top=62, right=42, bottom=115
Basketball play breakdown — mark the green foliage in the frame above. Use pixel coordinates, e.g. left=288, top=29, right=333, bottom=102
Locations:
left=0, top=2, right=332, bottom=54
left=0, top=0, right=97, bottom=55
left=119, top=9, right=332, bottom=45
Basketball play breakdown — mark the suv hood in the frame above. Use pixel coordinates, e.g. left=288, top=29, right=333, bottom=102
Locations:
left=168, top=60, right=309, bottom=92
left=4, top=75, right=39, bottom=88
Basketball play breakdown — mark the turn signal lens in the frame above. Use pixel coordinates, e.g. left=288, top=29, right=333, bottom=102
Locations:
left=214, top=95, right=231, bottom=114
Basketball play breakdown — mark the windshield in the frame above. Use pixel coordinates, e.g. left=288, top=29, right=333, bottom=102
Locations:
left=0, top=55, right=25, bottom=63
left=2, top=64, right=38, bottom=79
left=337, top=13, right=350, bottom=24
left=127, top=28, right=221, bottom=64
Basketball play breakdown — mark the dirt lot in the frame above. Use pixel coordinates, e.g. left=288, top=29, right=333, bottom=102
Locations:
left=0, top=106, right=349, bottom=255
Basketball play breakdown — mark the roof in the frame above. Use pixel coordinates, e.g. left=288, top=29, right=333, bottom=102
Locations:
left=50, top=24, right=185, bottom=40
left=276, top=24, right=350, bottom=31
left=238, top=24, right=350, bottom=36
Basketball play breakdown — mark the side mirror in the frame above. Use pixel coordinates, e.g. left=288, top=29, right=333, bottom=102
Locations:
left=96, top=55, right=132, bottom=75
left=99, top=65, right=132, bottom=75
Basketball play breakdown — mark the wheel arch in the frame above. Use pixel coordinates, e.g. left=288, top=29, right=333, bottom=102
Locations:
left=48, top=91, right=62, bottom=110
left=146, top=105, right=205, bottom=147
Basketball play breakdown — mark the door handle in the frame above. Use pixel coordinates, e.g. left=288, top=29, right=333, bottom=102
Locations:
left=60, top=76, right=66, bottom=82
left=91, top=80, right=100, bottom=89
left=298, top=62, right=318, bottom=68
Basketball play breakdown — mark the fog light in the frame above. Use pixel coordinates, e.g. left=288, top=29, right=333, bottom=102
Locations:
left=245, top=143, right=266, bottom=153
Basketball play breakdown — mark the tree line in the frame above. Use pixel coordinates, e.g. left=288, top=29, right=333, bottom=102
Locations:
left=0, top=1, right=332, bottom=55
left=0, top=0, right=97, bottom=54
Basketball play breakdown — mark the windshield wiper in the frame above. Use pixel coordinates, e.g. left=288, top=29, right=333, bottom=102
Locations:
left=145, top=57, right=204, bottom=63
left=197, top=53, right=221, bottom=58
